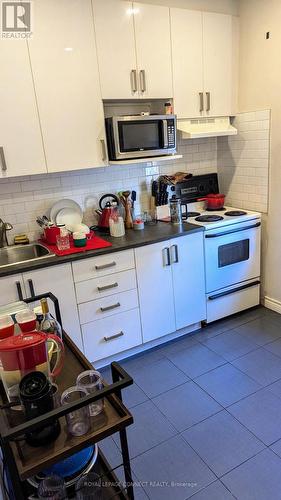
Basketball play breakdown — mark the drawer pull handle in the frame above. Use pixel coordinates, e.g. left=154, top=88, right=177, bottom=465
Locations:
left=104, top=331, right=124, bottom=342
left=97, top=282, right=118, bottom=292
left=95, top=261, right=116, bottom=270
left=100, top=302, right=120, bottom=312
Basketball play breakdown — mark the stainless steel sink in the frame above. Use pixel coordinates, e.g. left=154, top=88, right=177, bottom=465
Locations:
left=0, top=243, right=55, bottom=268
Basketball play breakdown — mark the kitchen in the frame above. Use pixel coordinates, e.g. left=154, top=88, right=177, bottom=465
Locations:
left=0, top=0, right=279, bottom=498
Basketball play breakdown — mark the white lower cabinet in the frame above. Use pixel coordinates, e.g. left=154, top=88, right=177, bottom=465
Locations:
left=0, top=274, right=26, bottom=306
left=82, top=309, right=142, bottom=361
left=0, top=264, right=82, bottom=350
left=135, top=241, right=176, bottom=343
left=22, top=264, right=82, bottom=351
left=171, top=233, right=206, bottom=330
left=135, top=233, right=206, bottom=343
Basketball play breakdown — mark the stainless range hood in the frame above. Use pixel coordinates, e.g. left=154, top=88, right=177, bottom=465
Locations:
left=177, top=117, right=237, bottom=139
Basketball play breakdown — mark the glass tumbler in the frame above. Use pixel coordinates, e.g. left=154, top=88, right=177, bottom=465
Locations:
left=76, top=370, right=104, bottom=417
left=61, top=386, right=90, bottom=437
left=38, top=475, right=66, bottom=500
left=56, top=229, right=70, bottom=251
left=75, top=472, right=102, bottom=500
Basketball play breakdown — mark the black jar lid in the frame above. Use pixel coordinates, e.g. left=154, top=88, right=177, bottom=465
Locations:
left=19, top=371, right=50, bottom=401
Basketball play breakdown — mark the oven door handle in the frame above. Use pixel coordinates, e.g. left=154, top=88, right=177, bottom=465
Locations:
left=205, top=221, right=261, bottom=238
left=208, top=280, right=261, bottom=300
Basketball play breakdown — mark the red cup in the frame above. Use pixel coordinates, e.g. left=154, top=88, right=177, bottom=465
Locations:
left=15, top=310, right=37, bottom=333
left=44, top=226, right=60, bottom=245
left=0, top=316, right=15, bottom=340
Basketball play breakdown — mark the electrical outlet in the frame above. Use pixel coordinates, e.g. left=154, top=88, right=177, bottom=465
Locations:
left=145, top=166, right=159, bottom=176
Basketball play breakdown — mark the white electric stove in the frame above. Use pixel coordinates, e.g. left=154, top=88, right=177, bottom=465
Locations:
left=173, top=174, right=262, bottom=323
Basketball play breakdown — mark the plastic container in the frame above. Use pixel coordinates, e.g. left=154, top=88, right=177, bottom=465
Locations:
left=61, top=386, right=90, bottom=437
left=76, top=370, right=104, bottom=417
left=15, top=309, right=37, bottom=333
left=0, top=315, right=14, bottom=339
left=109, top=216, right=125, bottom=237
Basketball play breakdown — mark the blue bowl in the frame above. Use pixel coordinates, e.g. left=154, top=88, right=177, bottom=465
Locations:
left=43, top=445, right=94, bottom=478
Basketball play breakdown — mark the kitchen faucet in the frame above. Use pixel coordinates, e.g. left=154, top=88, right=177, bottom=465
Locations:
left=0, top=218, right=13, bottom=248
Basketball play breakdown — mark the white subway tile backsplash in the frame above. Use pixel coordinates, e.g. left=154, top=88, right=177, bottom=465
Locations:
left=217, top=109, right=270, bottom=213
left=0, top=138, right=217, bottom=242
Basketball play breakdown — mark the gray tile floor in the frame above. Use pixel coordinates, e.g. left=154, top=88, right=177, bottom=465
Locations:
left=99, top=306, right=281, bottom=499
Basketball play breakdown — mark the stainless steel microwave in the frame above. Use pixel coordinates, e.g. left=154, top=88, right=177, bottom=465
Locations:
left=105, top=114, right=177, bottom=161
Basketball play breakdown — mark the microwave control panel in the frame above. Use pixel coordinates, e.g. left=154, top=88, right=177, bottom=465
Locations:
left=167, top=119, right=176, bottom=148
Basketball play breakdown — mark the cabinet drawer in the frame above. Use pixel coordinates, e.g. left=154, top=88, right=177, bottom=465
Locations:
left=78, top=289, right=139, bottom=324
left=75, top=269, right=137, bottom=304
left=72, top=250, right=135, bottom=283
left=82, top=308, right=142, bottom=362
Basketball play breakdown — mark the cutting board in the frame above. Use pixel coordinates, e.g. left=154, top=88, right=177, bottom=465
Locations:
left=39, top=232, right=112, bottom=256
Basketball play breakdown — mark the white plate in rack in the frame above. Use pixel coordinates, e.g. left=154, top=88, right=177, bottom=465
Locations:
left=49, top=199, right=83, bottom=226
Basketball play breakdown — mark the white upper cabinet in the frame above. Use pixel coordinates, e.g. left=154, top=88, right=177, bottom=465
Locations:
left=203, top=12, right=233, bottom=117
left=133, top=3, right=173, bottom=99
left=92, top=0, right=137, bottom=99
left=170, top=8, right=237, bottom=118
left=170, top=9, right=203, bottom=119
left=92, top=0, right=173, bottom=99
left=0, top=40, right=46, bottom=178
left=28, top=0, right=106, bottom=173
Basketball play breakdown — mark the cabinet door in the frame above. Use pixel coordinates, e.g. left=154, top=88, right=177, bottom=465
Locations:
left=28, top=0, right=106, bottom=173
left=135, top=242, right=176, bottom=343
left=171, top=234, right=206, bottom=330
left=134, top=3, right=173, bottom=99
left=203, top=12, right=233, bottom=117
left=0, top=40, right=46, bottom=177
left=170, top=9, right=204, bottom=119
left=92, top=0, right=137, bottom=99
left=23, top=264, right=83, bottom=351
left=0, top=275, right=26, bottom=306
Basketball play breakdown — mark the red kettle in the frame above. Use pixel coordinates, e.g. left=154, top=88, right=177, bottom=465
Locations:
left=98, top=194, right=119, bottom=231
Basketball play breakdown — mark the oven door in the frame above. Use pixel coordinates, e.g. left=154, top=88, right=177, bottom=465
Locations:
left=204, top=219, right=261, bottom=293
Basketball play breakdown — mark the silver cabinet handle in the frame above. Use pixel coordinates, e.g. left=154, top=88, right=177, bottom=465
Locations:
left=140, top=70, right=146, bottom=92
left=100, top=139, right=107, bottom=161
left=104, top=331, right=124, bottom=342
left=100, top=302, right=120, bottom=312
left=97, top=282, right=118, bottom=292
left=199, top=92, right=204, bottom=112
left=130, top=69, right=137, bottom=92
left=206, top=92, right=211, bottom=112
left=0, top=147, right=7, bottom=172
left=163, top=247, right=171, bottom=267
left=170, top=244, right=179, bottom=264
left=95, top=261, right=116, bottom=270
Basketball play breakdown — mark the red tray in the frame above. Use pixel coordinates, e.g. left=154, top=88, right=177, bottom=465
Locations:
left=39, top=232, right=112, bottom=256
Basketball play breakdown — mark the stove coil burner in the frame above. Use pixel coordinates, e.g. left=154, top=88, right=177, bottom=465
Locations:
left=224, top=210, right=247, bottom=216
left=195, top=215, right=224, bottom=222
left=185, top=212, right=201, bottom=218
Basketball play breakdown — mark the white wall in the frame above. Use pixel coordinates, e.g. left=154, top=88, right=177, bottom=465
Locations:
left=138, top=0, right=238, bottom=15
left=238, top=0, right=280, bottom=307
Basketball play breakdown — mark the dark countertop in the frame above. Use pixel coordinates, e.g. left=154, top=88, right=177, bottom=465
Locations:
left=0, top=221, right=203, bottom=278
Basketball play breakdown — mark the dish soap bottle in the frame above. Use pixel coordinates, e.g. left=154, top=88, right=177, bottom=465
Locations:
left=40, top=298, right=62, bottom=340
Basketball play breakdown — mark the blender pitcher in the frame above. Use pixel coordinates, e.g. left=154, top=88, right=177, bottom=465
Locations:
left=0, top=331, right=64, bottom=402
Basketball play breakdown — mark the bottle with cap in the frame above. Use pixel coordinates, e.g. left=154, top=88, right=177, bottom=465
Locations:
left=40, top=298, right=62, bottom=340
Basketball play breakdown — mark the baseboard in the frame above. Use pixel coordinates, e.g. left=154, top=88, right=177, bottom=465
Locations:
left=264, top=296, right=281, bottom=315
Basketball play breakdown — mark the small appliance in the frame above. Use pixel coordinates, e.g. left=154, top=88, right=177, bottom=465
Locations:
left=105, top=114, right=177, bottom=160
